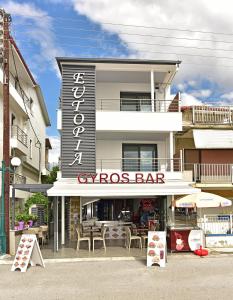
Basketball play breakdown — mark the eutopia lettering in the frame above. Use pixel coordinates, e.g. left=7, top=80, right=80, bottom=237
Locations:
left=69, top=72, right=85, bottom=166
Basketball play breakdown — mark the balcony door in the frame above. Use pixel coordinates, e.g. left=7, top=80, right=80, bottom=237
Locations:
left=122, top=144, right=158, bottom=172
left=120, top=92, right=152, bottom=112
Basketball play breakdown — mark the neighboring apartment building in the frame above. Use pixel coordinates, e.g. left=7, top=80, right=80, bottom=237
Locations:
left=48, top=57, right=199, bottom=249
left=175, top=105, right=233, bottom=214
left=0, top=38, right=51, bottom=209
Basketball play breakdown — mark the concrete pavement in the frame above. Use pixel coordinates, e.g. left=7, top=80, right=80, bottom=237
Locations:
left=0, top=254, right=233, bottom=300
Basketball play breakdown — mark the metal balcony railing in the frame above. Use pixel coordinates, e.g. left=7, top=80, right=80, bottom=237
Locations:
left=96, top=158, right=181, bottom=172
left=193, top=163, right=233, bottom=183
left=11, top=125, right=28, bottom=147
left=96, top=99, right=180, bottom=112
left=183, top=106, right=233, bottom=125
left=9, top=72, right=32, bottom=110
left=10, top=173, right=26, bottom=185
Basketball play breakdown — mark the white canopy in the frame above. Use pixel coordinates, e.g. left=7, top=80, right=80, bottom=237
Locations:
left=193, top=129, right=233, bottom=149
left=176, top=192, right=232, bottom=208
left=47, top=179, right=200, bottom=197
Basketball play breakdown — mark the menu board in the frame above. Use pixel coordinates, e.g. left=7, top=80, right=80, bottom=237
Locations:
left=11, top=234, right=45, bottom=273
left=147, top=231, right=166, bottom=268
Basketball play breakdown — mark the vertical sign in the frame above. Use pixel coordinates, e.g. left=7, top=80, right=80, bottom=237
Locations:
left=11, top=234, right=45, bottom=272
left=61, top=64, right=96, bottom=178
left=147, top=231, right=166, bottom=267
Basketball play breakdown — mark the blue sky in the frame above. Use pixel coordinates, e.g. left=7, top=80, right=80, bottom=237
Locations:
left=1, top=0, right=233, bottom=161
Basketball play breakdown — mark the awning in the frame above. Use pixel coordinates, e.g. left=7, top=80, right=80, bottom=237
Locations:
left=193, top=129, right=233, bottom=149
left=47, top=179, right=200, bottom=197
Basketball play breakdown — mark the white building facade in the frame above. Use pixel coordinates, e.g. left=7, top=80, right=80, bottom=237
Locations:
left=0, top=38, right=50, bottom=208
left=49, top=58, right=199, bottom=250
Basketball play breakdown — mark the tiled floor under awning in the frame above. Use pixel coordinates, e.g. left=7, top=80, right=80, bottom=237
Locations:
left=41, top=240, right=147, bottom=260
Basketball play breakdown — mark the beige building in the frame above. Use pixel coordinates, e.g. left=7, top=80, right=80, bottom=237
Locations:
left=175, top=105, right=233, bottom=214
left=0, top=38, right=51, bottom=209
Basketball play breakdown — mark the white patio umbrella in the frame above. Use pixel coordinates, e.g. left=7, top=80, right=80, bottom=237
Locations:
left=175, top=192, right=232, bottom=208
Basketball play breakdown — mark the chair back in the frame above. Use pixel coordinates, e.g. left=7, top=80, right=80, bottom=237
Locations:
left=76, top=227, right=81, bottom=240
left=102, top=226, right=107, bottom=239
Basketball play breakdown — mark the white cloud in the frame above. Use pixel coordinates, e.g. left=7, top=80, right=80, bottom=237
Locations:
left=48, top=135, right=60, bottom=163
left=191, top=89, right=212, bottom=98
left=72, top=0, right=233, bottom=89
left=2, top=1, right=65, bottom=77
left=220, top=92, right=233, bottom=100
left=181, top=93, right=203, bottom=106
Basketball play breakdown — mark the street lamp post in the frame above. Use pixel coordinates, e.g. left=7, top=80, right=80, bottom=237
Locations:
left=0, top=157, right=21, bottom=255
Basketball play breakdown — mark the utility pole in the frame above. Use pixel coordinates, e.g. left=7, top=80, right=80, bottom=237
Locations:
left=0, top=8, right=11, bottom=254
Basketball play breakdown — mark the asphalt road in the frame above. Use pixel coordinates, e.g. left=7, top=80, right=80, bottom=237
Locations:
left=0, top=254, right=233, bottom=300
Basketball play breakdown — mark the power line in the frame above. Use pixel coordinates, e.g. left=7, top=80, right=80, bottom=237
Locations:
left=46, top=16, right=233, bottom=38
left=12, top=37, right=233, bottom=61
left=12, top=33, right=233, bottom=53
left=12, top=24, right=233, bottom=45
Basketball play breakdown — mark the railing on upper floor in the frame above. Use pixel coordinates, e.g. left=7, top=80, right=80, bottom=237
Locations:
left=96, top=158, right=182, bottom=172
left=10, top=173, right=26, bottom=185
left=11, top=125, right=28, bottom=147
left=9, top=72, right=32, bottom=110
left=182, top=105, right=233, bottom=125
left=193, top=163, right=233, bottom=183
left=96, top=99, right=180, bottom=112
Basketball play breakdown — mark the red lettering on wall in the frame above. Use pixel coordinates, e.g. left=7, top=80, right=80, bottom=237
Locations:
left=121, top=172, right=129, bottom=183
left=100, top=173, right=108, bottom=183
left=77, top=174, right=88, bottom=183
left=90, top=173, right=97, bottom=183
left=146, top=173, right=154, bottom=184
left=135, top=173, right=144, bottom=183
left=110, top=173, right=120, bottom=183
left=156, top=172, right=165, bottom=184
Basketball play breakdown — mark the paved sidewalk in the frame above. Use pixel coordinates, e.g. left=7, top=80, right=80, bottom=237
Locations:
left=0, top=254, right=233, bottom=300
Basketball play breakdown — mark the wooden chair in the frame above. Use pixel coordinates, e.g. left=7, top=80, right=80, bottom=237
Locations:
left=125, top=227, right=142, bottom=251
left=76, top=227, right=91, bottom=251
left=93, top=226, right=107, bottom=252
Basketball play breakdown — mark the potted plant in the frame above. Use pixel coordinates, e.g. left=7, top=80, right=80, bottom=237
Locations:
left=16, top=214, right=26, bottom=230
left=31, top=214, right=38, bottom=226
left=28, top=214, right=37, bottom=227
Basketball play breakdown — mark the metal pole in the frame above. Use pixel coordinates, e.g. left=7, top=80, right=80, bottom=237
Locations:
left=11, top=186, right=15, bottom=230
left=2, top=11, right=11, bottom=254
left=53, top=196, right=58, bottom=252
left=61, top=196, right=65, bottom=245
left=0, top=161, right=6, bottom=254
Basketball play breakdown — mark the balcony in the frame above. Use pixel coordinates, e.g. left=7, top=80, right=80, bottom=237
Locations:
left=183, top=106, right=233, bottom=126
left=193, top=163, right=233, bottom=184
left=96, top=158, right=182, bottom=180
left=11, top=125, right=28, bottom=147
left=10, top=173, right=26, bottom=185
left=96, top=98, right=179, bottom=112
left=96, top=98, right=182, bottom=132
left=11, top=125, right=28, bottom=155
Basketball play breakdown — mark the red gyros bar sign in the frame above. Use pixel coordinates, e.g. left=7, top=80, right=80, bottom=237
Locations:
left=77, top=172, right=165, bottom=184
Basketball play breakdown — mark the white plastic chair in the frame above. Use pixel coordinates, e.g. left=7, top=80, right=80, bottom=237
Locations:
left=76, top=227, right=91, bottom=251
left=93, top=226, right=107, bottom=252
left=125, top=226, right=142, bottom=251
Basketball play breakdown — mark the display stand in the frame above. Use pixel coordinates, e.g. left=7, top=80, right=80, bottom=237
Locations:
left=147, top=231, right=166, bottom=267
left=11, top=234, right=45, bottom=272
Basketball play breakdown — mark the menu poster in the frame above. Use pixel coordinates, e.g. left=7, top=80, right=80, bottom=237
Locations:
left=11, top=234, right=45, bottom=273
left=147, top=231, right=166, bottom=268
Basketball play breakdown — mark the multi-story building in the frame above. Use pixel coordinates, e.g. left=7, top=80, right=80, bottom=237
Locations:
left=176, top=105, right=233, bottom=215
left=48, top=57, right=199, bottom=250
left=0, top=38, right=51, bottom=210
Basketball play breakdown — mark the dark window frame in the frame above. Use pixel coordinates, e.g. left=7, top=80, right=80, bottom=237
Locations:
left=122, top=143, right=158, bottom=172
left=120, top=92, right=152, bottom=112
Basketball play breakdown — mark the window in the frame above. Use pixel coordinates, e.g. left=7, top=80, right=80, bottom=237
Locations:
left=122, top=144, right=158, bottom=171
left=29, top=139, right=32, bottom=159
left=120, top=92, right=152, bottom=112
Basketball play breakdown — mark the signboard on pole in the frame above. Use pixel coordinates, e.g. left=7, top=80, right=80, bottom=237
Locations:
left=11, top=234, right=45, bottom=272
left=147, top=231, right=166, bottom=268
